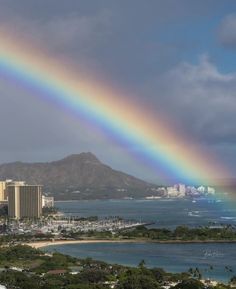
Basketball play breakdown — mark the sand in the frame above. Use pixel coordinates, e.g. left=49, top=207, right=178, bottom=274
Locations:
left=26, top=239, right=140, bottom=249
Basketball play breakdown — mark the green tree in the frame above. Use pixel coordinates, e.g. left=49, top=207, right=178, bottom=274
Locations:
left=173, top=278, right=205, bottom=289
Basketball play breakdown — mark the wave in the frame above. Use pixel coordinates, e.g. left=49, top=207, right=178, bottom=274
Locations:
left=220, top=216, right=236, bottom=220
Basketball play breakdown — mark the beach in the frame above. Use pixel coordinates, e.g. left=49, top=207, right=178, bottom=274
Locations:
left=27, top=238, right=236, bottom=249
left=26, top=239, right=142, bottom=249
left=33, top=239, right=236, bottom=282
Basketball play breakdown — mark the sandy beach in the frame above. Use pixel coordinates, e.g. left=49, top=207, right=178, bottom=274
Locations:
left=26, top=238, right=236, bottom=249
left=26, top=239, right=142, bottom=249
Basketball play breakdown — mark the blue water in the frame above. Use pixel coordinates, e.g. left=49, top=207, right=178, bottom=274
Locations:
left=51, top=198, right=236, bottom=282
left=56, top=198, right=236, bottom=229
left=44, top=242, right=236, bottom=282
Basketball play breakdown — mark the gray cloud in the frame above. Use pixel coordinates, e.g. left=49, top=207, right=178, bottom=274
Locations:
left=140, top=55, right=236, bottom=145
left=218, top=13, right=236, bottom=49
left=0, top=0, right=236, bottom=180
left=0, top=0, right=227, bottom=82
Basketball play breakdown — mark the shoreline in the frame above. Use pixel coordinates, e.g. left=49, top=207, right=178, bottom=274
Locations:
left=27, top=239, right=140, bottom=249
left=54, top=198, right=199, bottom=202
left=27, top=238, right=236, bottom=249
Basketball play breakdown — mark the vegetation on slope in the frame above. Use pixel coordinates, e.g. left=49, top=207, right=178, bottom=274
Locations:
left=0, top=245, right=234, bottom=289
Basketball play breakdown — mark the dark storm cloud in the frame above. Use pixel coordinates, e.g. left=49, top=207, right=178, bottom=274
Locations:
left=0, top=0, right=227, bottom=81
left=0, top=0, right=236, bottom=178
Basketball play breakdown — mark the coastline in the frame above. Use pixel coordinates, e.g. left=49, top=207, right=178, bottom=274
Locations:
left=26, top=238, right=236, bottom=249
left=27, top=239, right=140, bottom=249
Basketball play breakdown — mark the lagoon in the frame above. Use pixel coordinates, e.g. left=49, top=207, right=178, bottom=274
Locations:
left=44, top=241, right=236, bottom=282
left=51, top=198, right=236, bottom=282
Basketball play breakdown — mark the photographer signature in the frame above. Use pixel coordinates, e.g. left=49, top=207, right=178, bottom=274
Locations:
left=203, top=250, right=224, bottom=258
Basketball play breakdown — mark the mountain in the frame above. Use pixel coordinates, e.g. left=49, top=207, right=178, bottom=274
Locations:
left=0, top=153, right=158, bottom=200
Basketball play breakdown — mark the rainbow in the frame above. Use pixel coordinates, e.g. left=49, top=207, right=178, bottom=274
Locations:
left=0, top=32, right=230, bottom=185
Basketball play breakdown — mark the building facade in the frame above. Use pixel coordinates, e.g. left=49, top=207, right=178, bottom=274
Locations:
left=0, top=181, right=7, bottom=202
left=178, top=183, right=186, bottom=197
left=8, top=184, right=42, bottom=219
left=0, top=180, right=27, bottom=202
left=42, top=196, right=54, bottom=208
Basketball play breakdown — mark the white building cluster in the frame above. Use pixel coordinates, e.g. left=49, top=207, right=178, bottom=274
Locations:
left=165, top=183, right=215, bottom=198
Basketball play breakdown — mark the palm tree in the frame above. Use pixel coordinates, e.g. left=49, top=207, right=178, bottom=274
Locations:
left=138, top=259, right=146, bottom=269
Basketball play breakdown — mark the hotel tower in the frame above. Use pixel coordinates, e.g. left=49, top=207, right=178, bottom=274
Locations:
left=8, top=184, right=42, bottom=219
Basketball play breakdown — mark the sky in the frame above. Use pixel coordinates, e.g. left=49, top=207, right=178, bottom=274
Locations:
left=1, top=0, right=236, bottom=183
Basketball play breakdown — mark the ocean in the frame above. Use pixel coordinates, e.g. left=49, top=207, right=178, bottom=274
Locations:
left=44, top=198, right=236, bottom=282
left=55, top=197, right=236, bottom=229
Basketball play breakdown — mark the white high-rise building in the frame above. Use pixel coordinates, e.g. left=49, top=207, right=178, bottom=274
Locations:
left=167, top=187, right=179, bottom=197
left=178, top=184, right=186, bottom=196
left=197, top=186, right=205, bottom=193
left=207, top=187, right=215, bottom=194
left=42, top=196, right=54, bottom=208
